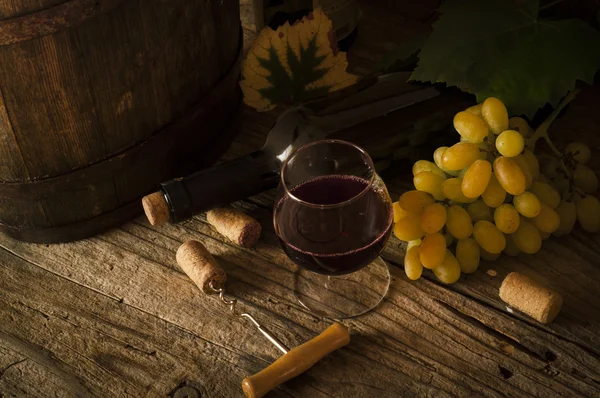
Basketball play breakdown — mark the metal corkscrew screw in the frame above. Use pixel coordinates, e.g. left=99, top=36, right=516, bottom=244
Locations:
left=209, top=281, right=289, bottom=354
left=175, top=239, right=350, bottom=398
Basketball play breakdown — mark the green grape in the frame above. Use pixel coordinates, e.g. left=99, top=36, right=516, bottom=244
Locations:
left=540, top=231, right=551, bottom=240
left=530, top=181, right=560, bottom=209
left=482, top=174, right=507, bottom=208
left=553, top=201, right=577, bottom=237
left=394, top=214, right=426, bottom=241
left=421, top=203, right=447, bottom=234
left=442, top=142, right=481, bottom=171
left=434, top=146, right=448, bottom=169
left=537, top=174, right=550, bottom=184
left=494, top=156, right=526, bottom=195
left=446, top=206, right=473, bottom=239
left=565, top=142, right=591, bottom=164
left=443, top=230, right=454, bottom=246
left=406, top=239, right=422, bottom=251
left=512, top=218, right=542, bottom=254
left=414, top=171, right=446, bottom=201
left=573, top=164, right=598, bottom=194
left=473, top=220, right=506, bottom=254
left=413, top=160, right=446, bottom=179
left=462, top=159, right=492, bottom=198
left=495, top=130, right=524, bottom=157
left=458, top=168, right=469, bottom=179
left=393, top=201, right=410, bottom=223
left=576, top=195, right=600, bottom=233
left=434, top=146, right=460, bottom=177
left=419, top=233, right=447, bottom=269
left=522, top=149, right=540, bottom=180
left=494, top=204, right=520, bottom=234
left=407, top=239, right=421, bottom=251
left=503, top=234, right=520, bottom=256
left=532, top=203, right=560, bottom=233
left=508, top=116, right=532, bottom=138
left=541, top=157, right=561, bottom=179
left=453, top=111, right=489, bottom=143
left=456, top=238, right=480, bottom=274
left=482, top=97, right=508, bottom=134
left=513, top=154, right=533, bottom=189
left=399, top=190, right=435, bottom=214
left=467, top=200, right=493, bottom=222
left=442, top=178, right=477, bottom=203
left=404, top=246, right=423, bottom=281
left=480, top=248, right=501, bottom=261
left=552, top=175, right=571, bottom=197
left=478, top=141, right=491, bottom=161
left=513, top=191, right=542, bottom=218
left=465, top=104, right=482, bottom=116
left=433, top=250, right=461, bottom=284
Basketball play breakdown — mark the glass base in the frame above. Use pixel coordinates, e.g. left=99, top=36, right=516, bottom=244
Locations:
left=293, top=257, right=390, bottom=320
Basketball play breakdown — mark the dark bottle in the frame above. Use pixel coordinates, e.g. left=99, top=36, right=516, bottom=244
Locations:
left=141, top=73, right=440, bottom=226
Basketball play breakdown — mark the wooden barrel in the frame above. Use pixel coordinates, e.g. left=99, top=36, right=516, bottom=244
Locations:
left=0, top=0, right=242, bottom=243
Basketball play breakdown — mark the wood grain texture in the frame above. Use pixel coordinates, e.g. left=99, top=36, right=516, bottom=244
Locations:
left=0, top=0, right=67, bottom=19
left=0, top=0, right=129, bottom=46
left=1, top=1, right=600, bottom=396
left=0, top=0, right=242, bottom=239
left=0, top=95, right=600, bottom=397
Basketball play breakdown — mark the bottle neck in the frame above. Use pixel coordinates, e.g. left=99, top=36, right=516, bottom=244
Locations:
left=160, top=150, right=280, bottom=223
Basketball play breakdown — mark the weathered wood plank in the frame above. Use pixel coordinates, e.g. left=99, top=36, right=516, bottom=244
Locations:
left=142, top=204, right=600, bottom=395
left=2, top=196, right=598, bottom=397
left=0, top=247, right=332, bottom=397
left=0, top=344, right=74, bottom=398
left=2, top=1, right=600, bottom=397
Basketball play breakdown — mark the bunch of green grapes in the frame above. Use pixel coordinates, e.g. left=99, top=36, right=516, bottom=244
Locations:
left=394, top=97, right=600, bottom=284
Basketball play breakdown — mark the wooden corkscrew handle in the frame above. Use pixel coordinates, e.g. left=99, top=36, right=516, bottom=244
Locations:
left=241, top=323, right=350, bottom=398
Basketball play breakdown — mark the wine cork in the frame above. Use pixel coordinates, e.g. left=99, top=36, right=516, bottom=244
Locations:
left=499, top=272, right=563, bottom=324
left=142, top=192, right=170, bottom=226
left=207, top=208, right=261, bottom=248
left=176, top=240, right=227, bottom=294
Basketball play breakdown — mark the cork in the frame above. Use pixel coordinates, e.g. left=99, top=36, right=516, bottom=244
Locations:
left=499, top=272, right=563, bottom=324
left=207, top=207, right=262, bottom=248
left=142, top=192, right=170, bottom=226
left=176, top=240, right=227, bottom=294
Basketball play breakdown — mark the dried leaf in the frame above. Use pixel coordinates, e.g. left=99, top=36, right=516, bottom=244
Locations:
left=240, top=8, right=358, bottom=112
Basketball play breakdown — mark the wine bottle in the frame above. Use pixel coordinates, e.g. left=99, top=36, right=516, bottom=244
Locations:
left=142, top=73, right=440, bottom=226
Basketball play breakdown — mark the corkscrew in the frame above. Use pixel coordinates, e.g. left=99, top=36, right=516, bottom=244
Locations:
left=208, top=281, right=290, bottom=354
left=176, top=240, right=350, bottom=398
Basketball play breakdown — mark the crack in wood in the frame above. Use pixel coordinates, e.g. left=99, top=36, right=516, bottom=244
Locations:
left=123, top=214, right=599, bottom=395
left=0, top=358, right=26, bottom=379
left=433, top=298, right=547, bottom=362
left=383, top=253, right=600, bottom=363
left=124, top=344, right=157, bottom=357
left=0, top=245, right=273, bottom=369
left=0, top=331, right=91, bottom=396
left=17, top=300, right=51, bottom=320
left=444, top=284, right=600, bottom=360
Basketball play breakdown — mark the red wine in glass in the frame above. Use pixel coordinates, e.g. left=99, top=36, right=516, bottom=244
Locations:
left=275, top=175, right=393, bottom=276
left=273, top=140, right=393, bottom=319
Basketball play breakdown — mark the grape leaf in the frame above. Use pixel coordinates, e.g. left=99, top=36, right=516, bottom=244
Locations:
left=240, top=8, right=358, bottom=112
left=376, top=31, right=430, bottom=73
left=410, top=0, right=600, bottom=117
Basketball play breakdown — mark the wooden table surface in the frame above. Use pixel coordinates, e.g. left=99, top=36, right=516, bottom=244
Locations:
left=2, top=1, right=600, bottom=397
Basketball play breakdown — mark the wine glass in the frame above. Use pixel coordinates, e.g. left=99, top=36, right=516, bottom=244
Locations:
left=273, top=139, right=393, bottom=319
